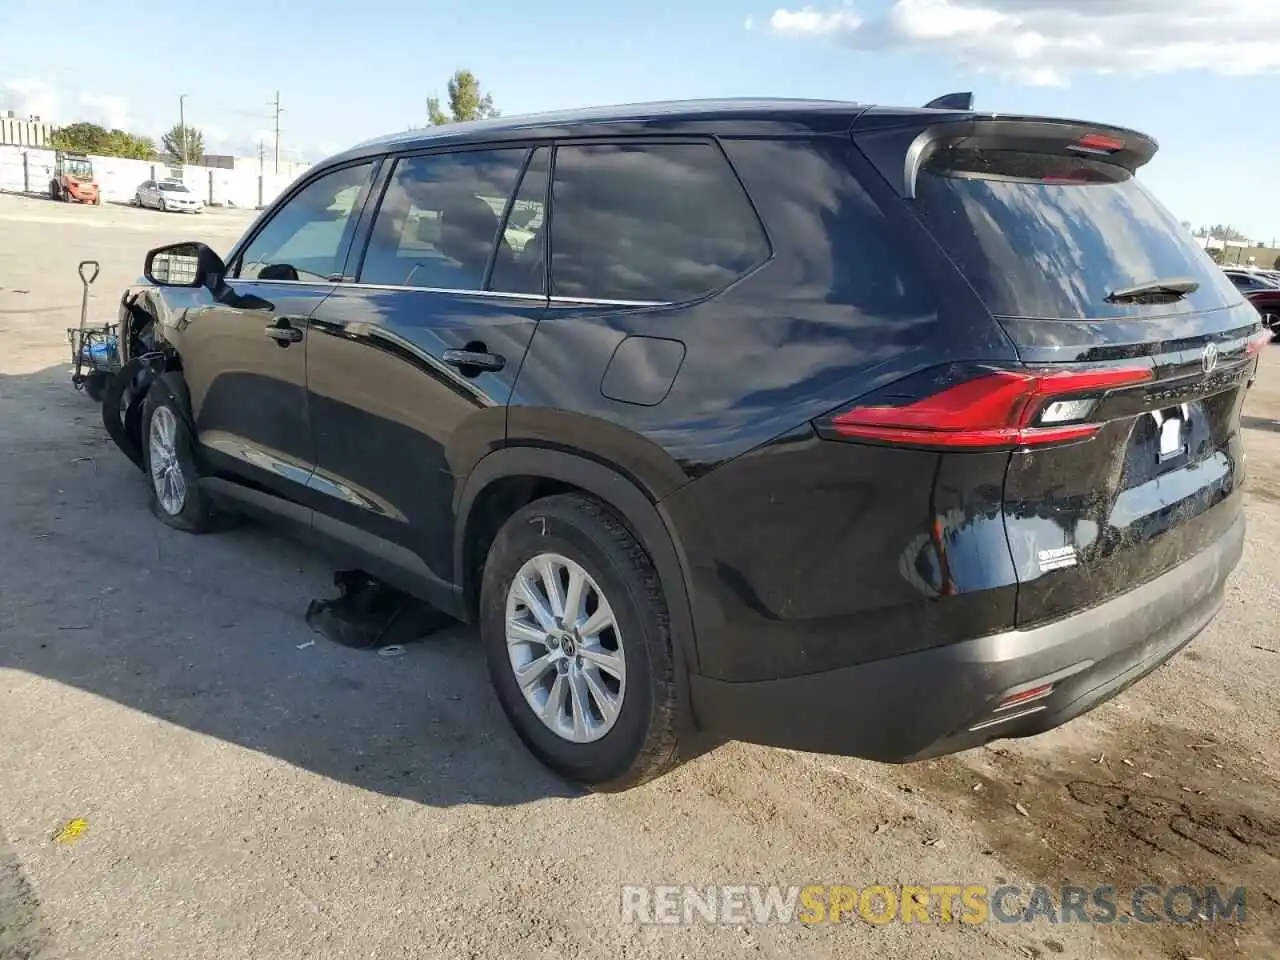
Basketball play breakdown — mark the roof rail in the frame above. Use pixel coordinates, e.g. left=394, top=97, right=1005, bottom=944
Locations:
left=923, top=92, right=974, bottom=110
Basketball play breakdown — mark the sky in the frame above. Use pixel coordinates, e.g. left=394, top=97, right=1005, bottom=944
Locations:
left=2, top=0, right=1278, bottom=239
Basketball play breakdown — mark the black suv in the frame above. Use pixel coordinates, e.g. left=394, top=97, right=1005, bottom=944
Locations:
left=106, top=98, right=1266, bottom=790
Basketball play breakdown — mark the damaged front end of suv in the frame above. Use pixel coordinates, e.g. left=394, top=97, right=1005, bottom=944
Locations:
left=100, top=245, right=218, bottom=474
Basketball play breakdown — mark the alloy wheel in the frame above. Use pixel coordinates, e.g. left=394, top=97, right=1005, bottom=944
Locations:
left=148, top=406, right=187, bottom=516
left=504, top=552, right=627, bottom=743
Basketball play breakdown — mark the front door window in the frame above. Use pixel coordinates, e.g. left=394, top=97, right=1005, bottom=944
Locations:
left=237, top=162, right=375, bottom=282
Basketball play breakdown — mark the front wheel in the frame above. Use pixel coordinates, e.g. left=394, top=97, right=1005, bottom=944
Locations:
left=480, top=494, right=681, bottom=791
left=1263, top=312, right=1280, bottom=340
left=140, top=389, right=225, bottom=533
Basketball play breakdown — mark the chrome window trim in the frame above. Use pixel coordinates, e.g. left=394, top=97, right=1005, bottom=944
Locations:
left=549, top=295, right=669, bottom=308
left=336, top=282, right=548, bottom=301
left=245, top=278, right=667, bottom=307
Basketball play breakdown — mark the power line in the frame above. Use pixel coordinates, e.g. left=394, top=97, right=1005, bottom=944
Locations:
left=269, top=91, right=283, bottom=175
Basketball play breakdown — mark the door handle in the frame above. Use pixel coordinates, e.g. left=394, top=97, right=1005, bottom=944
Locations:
left=264, top=320, right=304, bottom=346
left=442, top=349, right=505, bottom=373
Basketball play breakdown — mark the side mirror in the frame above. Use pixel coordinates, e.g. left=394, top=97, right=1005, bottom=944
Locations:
left=144, top=242, right=225, bottom=289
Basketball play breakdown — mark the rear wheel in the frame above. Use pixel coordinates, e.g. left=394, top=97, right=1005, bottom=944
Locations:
left=480, top=494, right=681, bottom=791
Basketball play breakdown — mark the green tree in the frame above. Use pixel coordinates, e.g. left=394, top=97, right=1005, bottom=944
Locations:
left=1273, top=254, right=1280, bottom=270
left=50, top=122, right=110, bottom=154
left=50, top=122, right=157, bottom=159
left=427, top=69, right=499, bottom=125
left=1206, top=247, right=1225, bottom=265
left=103, top=129, right=156, bottom=160
left=1207, top=223, right=1249, bottom=244
left=161, top=123, right=204, bottom=164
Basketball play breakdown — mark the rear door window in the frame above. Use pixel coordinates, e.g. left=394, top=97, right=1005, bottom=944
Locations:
left=488, top=146, right=549, bottom=296
left=914, top=146, right=1241, bottom=319
left=548, top=141, right=769, bottom=303
left=358, top=149, right=527, bottom=291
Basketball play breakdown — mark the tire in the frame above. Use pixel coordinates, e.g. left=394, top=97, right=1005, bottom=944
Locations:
left=140, top=389, right=222, bottom=533
left=83, top=372, right=108, bottom=403
left=480, top=493, right=681, bottom=791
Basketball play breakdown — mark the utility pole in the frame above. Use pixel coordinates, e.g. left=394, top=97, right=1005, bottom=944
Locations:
left=270, top=90, right=282, bottom=174
left=178, top=93, right=188, bottom=164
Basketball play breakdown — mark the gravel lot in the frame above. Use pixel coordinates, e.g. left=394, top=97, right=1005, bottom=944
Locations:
left=1, top=193, right=1277, bottom=960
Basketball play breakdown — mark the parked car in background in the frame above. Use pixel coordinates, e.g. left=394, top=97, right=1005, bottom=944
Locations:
left=104, top=98, right=1266, bottom=790
left=1246, top=288, right=1280, bottom=337
left=134, top=180, right=203, bottom=213
left=1223, top=268, right=1278, bottom=293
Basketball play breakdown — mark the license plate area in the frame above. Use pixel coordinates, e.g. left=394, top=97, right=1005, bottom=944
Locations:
left=1152, top=407, right=1188, bottom=463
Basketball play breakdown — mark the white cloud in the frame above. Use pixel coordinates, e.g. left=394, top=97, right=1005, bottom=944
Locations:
left=78, top=94, right=133, bottom=130
left=1, top=78, right=59, bottom=120
left=755, top=0, right=1280, bottom=85
left=767, top=5, right=863, bottom=38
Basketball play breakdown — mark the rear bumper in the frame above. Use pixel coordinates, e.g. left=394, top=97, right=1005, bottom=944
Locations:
left=689, top=513, right=1244, bottom=762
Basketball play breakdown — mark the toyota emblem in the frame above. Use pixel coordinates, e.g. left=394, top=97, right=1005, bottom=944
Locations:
left=1201, top=342, right=1219, bottom=375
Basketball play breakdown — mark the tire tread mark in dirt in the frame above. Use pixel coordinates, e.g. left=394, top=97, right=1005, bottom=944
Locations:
left=1068, top=780, right=1280, bottom=861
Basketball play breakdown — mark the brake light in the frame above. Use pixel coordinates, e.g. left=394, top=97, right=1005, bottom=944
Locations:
left=822, top=366, right=1152, bottom=450
left=1077, top=133, right=1125, bottom=152
left=996, top=683, right=1054, bottom=711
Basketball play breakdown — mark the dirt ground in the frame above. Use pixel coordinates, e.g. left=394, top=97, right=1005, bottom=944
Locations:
left=0, top=193, right=1277, bottom=960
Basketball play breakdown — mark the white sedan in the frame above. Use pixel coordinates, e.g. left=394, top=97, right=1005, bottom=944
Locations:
left=134, top=180, right=203, bottom=213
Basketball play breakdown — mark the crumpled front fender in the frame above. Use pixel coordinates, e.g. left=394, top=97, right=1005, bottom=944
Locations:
left=101, top=353, right=167, bottom=473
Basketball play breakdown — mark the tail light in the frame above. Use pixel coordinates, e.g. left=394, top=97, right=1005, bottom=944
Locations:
left=815, top=363, right=1153, bottom=451
left=1247, top=328, right=1270, bottom=356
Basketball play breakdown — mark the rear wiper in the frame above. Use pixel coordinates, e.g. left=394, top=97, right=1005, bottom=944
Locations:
left=1105, top=277, right=1200, bottom=303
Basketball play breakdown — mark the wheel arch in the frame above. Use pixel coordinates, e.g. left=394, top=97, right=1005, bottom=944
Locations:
left=455, top=447, right=703, bottom=685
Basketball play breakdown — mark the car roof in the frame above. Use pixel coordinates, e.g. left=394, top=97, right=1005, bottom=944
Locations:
left=327, top=98, right=886, bottom=166
left=319, top=96, right=1153, bottom=173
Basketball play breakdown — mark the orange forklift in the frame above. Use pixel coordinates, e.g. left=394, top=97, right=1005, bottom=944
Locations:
left=49, top=152, right=101, bottom=204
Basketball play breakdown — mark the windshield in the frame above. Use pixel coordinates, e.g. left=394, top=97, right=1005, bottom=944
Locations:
left=159, top=182, right=190, bottom=193
left=914, top=147, right=1240, bottom=319
left=66, top=159, right=92, bottom=178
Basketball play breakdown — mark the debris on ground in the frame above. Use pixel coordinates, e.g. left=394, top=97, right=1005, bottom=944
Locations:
left=51, top=818, right=88, bottom=845
left=304, top=570, right=454, bottom=650
left=1014, top=802, right=1030, bottom=817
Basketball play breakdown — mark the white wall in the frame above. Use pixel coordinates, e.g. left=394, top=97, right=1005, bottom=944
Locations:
left=0, top=144, right=297, bottom=209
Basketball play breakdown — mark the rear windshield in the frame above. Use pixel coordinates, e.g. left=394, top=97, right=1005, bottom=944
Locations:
left=915, top=147, right=1240, bottom=319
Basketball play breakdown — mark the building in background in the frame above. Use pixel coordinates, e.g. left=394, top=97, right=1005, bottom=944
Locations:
left=203, top=153, right=310, bottom=179
left=0, top=112, right=52, bottom=147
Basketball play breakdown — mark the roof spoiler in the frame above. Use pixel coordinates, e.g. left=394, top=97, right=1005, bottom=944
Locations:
left=923, top=92, right=974, bottom=111
left=853, top=116, right=1159, bottom=199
